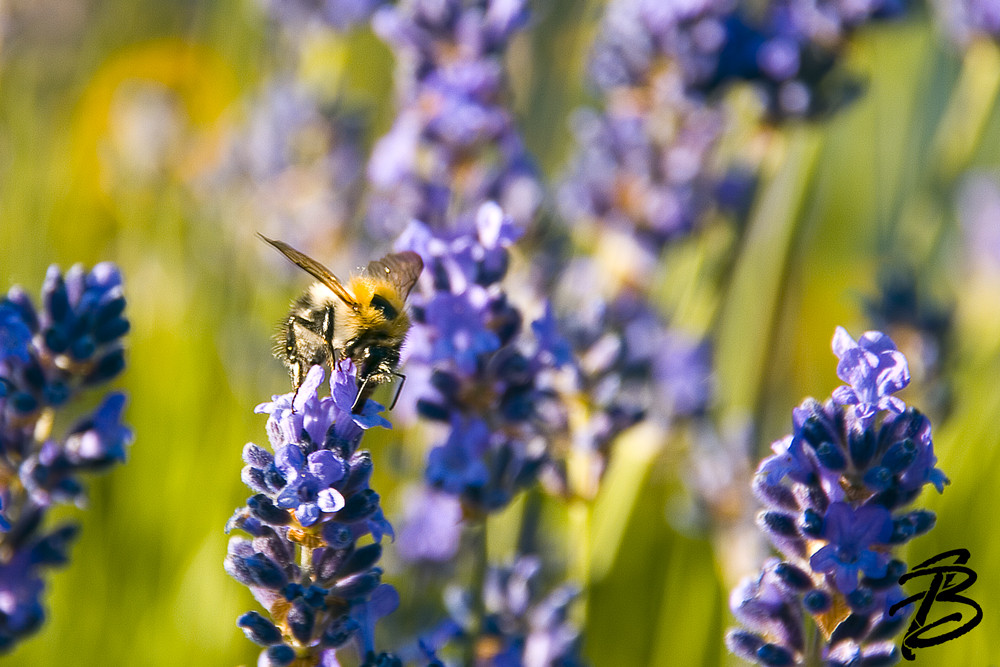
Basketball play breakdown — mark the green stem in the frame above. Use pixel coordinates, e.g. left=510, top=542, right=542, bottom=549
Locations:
left=803, top=622, right=822, bottom=667
left=870, top=32, right=950, bottom=252
left=714, top=125, right=824, bottom=452
left=299, top=540, right=313, bottom=583
left=568, top=497, right=592, bottom=626
left=875, top=39, right=1000, bottom=272
left=516, top=486, right=543, bottom=556
left=930, top=40, right=1000, bottom=187
left=463, top=520, right=488, bottom=667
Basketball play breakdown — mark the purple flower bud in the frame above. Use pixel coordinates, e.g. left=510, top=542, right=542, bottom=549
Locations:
left=831, top=327, right=910, bottom=428
left=238, top=611, right=283, bottom=646
left=263, top=644, right=296, bottom=666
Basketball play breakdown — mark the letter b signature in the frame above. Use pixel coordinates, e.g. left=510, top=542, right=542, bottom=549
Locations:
left=890, top=548, right=983, bottom=661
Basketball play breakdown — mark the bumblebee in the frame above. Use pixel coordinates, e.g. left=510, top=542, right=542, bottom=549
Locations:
left=259, top=234, right=423, bottom=413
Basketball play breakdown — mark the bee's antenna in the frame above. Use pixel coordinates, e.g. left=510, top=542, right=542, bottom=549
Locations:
left=390, top=372, right=407, bottom=410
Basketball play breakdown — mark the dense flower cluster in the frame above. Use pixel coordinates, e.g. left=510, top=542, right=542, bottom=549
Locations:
left=546, top=262, right=714, bottom=497
left=0, top=263, right=131, bottom=650
left=726, top=327, right=948, bottom=666
left=557, top=0, right=719, bottom=499
left=410, top=556, right=586, bottom=666
left=367, top=0, right=541, bottom=235
left=225, top=364, right=399, bottom=666
left=561, top=51, right=724, bottom=252
left=590, top=0, right=909, bottom=120
left=394, top=203, right=569, bottom=519
left=558, top=266, right=712, bottom=419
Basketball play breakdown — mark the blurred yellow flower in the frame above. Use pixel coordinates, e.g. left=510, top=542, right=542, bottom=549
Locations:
left=70, top=37, right=238, bottom=201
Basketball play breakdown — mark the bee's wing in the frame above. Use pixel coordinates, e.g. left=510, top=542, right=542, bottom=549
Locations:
left=258, top=233, right=359, bottom=308
left=366, top=251, right=424, bottom=300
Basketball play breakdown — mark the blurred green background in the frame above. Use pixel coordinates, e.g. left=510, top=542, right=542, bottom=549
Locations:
left=0, top=0, right=998, bottom=665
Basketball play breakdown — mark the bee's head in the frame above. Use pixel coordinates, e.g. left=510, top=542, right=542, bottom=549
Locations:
left=357, top=344, right=399, bottom=386
left=352, top=345, right=402, bottom=414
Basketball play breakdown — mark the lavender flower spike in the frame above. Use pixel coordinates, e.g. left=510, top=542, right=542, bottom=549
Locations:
left=0, top=263, right=132, bottom=650
left=227, top=363, right=399, bottom=666
left=410, top=557, right=586, bottom=666
left=392, top=203, right=565, bottom=520
left=727, top=327, right=947, bottom=666
left=367, top=0, right=541, bottom=234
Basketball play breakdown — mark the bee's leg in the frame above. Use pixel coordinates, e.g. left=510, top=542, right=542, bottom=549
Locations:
left=280, top=316, right=302, bottom=412
left=291, top=363, right=308, bottom=412
left=321, top=304, right=337, bottom=371
left=389, top=372, right=407, bottom=410
left=352, top=375, right=372, bottom=414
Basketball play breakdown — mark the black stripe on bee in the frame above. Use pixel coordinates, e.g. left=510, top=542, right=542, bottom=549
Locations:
left=369, top=294, right=398, bottom=321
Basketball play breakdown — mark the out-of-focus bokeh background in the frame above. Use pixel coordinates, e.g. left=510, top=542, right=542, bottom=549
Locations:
left=1, top=0, right=998, bottom=664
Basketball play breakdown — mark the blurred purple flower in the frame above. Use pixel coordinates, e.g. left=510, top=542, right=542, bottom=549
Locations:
left=417, top=557, right=586, bottom=666
left=0, top=303, right=31, bottom=365
left=423, top=292, right=501, bottom=373
left=205, top=78, right=367, bottom=256
left=933, top=0, right=1000, bottom=47
left=367, top=0, right=541, bottom=234
left=260, top=0, right=388, bottom=31
left=558, top=91, right=723, bottom=251
left=590, top=0, right=908, bottom=121
left=0, top=550, right=45, bottom=646
left=426, top=417, right=492, bottom=497
left=0, top=264, right=131, bottom=650
left=531, top=304, right=574, bottom=368
left=396, top=486, right=464, bottom=563
left=554, top=0, right=722, bottom=508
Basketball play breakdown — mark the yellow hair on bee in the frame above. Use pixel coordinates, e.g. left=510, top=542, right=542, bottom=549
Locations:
left=347, top=275, right=410, bottom=334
